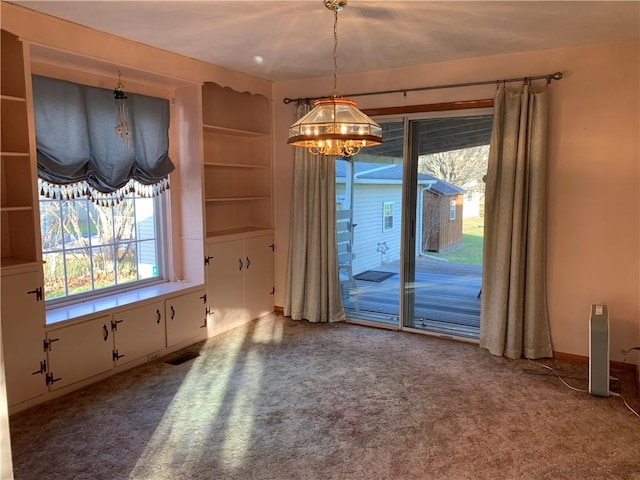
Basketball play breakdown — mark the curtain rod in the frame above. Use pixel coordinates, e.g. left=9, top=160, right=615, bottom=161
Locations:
left=282, top=71, right=562, bottom=104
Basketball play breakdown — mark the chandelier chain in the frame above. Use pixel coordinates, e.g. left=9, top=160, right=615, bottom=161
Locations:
left=332, top=7, right=339, bottom=96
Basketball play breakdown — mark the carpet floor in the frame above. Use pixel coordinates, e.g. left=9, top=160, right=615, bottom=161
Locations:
left=8, top=313, right=640, bottom=480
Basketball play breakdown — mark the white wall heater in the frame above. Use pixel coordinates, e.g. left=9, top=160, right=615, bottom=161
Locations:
left=589, top=304, right=609, bottom=397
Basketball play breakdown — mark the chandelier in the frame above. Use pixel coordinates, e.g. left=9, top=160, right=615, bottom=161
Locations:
left=287, top=0, right=382, bottom=157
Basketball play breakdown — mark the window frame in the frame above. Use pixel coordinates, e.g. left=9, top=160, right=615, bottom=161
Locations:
left=40, top=193, right=168, bottom=307
left=383, top=201, right=394, bottom=232
left=449, top=199, right=456, bottom=221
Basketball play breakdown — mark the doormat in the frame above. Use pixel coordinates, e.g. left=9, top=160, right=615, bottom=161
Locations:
left=353, top=270, right=396, bottom=282
left=166, top=352, right=200, bottom=365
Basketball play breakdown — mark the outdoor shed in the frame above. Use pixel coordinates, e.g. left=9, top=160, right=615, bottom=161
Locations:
left=422, top=179, right=466, bottom=253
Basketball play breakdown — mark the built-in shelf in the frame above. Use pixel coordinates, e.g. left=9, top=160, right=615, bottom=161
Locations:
left=0, top=94, right=26, bottom=103
left=201, top=82, right=272, bottom=240
left=1, top=30, right=38, bottom=266
left=205, top=226, right=273, bottom=239
left=203, top=162, right=269, bottom=169
left=202, top=124, right=268, bottom=137
left=0, top=152, right=29, bottom=157
left=205, top=196, right=270, bottom=203
left=0, top=257, right=39, bottom=269
left=1, top=206, right=33, bottom=212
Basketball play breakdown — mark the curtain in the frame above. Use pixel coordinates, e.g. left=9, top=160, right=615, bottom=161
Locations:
left=32, top=75, right=174, bottom=205
left=480, top=83, right=553, bottom=359
left=283, top=103, right=345, bottom=323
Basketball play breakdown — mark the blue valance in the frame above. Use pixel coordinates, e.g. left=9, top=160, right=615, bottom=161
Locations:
left=32, top=75, right=175, bottom=205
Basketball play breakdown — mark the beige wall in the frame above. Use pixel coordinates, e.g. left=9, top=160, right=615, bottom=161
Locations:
left=273, top=39, right=640, bottom=364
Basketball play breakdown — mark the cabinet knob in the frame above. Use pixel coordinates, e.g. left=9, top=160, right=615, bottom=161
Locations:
left=170, top=305, right=175, bottom=320
left=156, top=309, right=161, bottom=324
left=246, top=256, right=251, bottom=269
left=102, top=324, right=109, bottom=342
left=238, top=258, right=243, bottom=271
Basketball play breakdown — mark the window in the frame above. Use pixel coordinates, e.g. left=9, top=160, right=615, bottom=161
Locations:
left=40, top=194, right=164, bottom=302
left=450, top=199, right=456, bottom=221
left=32, top=75, right=173, bottom=304
left=383, top=201, right=394, bottom=231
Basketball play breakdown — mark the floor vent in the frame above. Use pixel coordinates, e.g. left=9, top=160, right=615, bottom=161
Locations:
left=166, top=352, right=200, bottom=365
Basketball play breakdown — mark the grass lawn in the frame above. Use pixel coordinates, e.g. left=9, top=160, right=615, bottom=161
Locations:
left=428, top=216, right=484, bottom=265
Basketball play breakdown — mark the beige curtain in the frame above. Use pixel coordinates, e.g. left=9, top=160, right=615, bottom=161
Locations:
left=480, top=84, right=553, bottom=359
left=283, top=103, right=345, bottom=323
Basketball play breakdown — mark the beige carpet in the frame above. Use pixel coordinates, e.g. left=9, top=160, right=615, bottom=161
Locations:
left=9, top=314, right=640, bottom=480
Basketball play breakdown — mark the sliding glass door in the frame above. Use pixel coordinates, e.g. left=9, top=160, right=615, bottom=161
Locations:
left=338, top=110, right=492, bottom=340
left=402, top=113, right=492, bottom=339
left=336, top=121, right=404, bottom=326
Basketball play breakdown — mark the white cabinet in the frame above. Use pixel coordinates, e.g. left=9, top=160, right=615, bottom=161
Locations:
left=111, top=301, right=165, bottom=366
left=206, top=233, right=273, bottom=336
left=45, top=315, right=114, bottom=391
left=1, top=267, right=46, bottom=407
left=244, top=234, right=275, bottom=321
left=165, top=289, right=207, bottom=348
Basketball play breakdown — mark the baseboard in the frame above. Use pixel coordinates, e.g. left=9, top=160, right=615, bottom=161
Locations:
left=274, top=305, right=284, bottom=314
left=553, top=350, right=639, bottom=401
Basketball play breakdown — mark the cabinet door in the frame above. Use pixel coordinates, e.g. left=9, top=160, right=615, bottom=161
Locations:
left=1, top=271, right=46, bottom=406
left=206, top=240, right=245, bottom=335
left=46, top=315, right=114, bottom=391
left=112, top=302, right=165, bottom=366
left=244, top=234, right=274, bottom=322
left=165, top=290, right=207, bottom=348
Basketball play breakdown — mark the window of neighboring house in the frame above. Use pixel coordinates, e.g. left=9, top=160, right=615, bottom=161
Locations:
left=449, top=199, right=456, bottom=221
left=40, top=193, right=164, bottom=302
left=32, top=75, right=173, bottom=304
left=383, top=201, right=394, bottom=231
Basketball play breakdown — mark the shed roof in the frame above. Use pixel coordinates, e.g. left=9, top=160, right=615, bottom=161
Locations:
left=336, top=161, right=465, bottom=196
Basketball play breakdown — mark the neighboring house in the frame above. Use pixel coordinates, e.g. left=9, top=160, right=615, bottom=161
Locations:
left=336, top=160, right=464, bottom=275
left=463, top=190, right=483, bottom=218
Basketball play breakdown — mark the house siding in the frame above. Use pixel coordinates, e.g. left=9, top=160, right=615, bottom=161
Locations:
left=351, top=184, right=401, bottom=275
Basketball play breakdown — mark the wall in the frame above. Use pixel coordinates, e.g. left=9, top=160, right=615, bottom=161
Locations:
left=273, top=39, right=640, bottom=364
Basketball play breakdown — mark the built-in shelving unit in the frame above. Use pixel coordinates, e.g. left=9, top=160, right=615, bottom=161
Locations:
left=201, top=82, right=272, bottom=239
left=1, top=30, right=39, bottom=268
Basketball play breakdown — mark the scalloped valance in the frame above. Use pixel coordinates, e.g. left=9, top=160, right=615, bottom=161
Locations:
left=32, top=74, right=174, bottom=205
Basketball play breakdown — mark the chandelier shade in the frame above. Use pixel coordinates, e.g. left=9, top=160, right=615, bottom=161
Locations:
left=288, top=97, right=382, bottom=157
left=286, top=0, right=383, bottom=157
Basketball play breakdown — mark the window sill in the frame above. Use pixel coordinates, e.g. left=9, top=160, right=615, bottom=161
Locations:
left=45, top=281, right=204, bottom=327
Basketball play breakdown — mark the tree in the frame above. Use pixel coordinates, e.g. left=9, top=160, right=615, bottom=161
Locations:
left=40, top=197, right=136, bottom=297
left=418, top=145, right=489, bottom=192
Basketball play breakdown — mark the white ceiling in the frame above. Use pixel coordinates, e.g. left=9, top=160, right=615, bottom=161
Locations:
left=10, top=1, right=640, bottom=82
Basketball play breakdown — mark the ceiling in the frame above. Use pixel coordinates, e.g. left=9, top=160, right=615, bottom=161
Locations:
left=10, top=1, right=640, bottom=82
